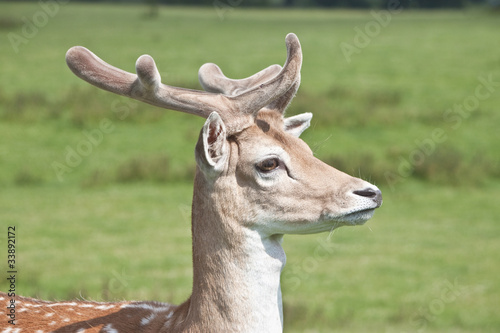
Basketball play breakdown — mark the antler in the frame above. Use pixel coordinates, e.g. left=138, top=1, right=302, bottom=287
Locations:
left=198, top=35, right=301, bottom=114
left=199, top=63, right=300, bottom=114
left=224, top=33, right=302, bottom=114
left=65, top=46, right=229, bottom=119
left=199, top=63, right=283, bottom=96
left=66, top=33, right=302, bottom=130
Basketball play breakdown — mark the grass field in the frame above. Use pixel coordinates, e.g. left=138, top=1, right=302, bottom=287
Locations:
left=1, top=2, right=499, bottom=332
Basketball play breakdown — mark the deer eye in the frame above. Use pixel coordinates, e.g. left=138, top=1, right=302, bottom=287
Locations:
left=256, top=158, right=280, bottom=173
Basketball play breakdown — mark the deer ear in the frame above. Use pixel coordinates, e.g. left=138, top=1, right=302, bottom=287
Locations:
left=195, top=112, right=229, bottom=175
left=284, top=112, right=312, bottom=137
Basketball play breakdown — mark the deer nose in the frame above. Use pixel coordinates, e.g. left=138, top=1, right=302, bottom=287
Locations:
left=353, top=188, right=383, bottom=207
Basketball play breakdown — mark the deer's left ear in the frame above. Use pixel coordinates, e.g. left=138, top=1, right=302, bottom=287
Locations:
left=284, top=112, right=313, bottom=137
left=195, top=112, right=229, bottom=176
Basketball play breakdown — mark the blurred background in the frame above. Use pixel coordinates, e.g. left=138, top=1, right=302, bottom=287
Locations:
left=0, top=0, right=499, bottom=332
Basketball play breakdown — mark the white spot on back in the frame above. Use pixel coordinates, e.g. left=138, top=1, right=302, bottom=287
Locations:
left=1, top=328, right=16, bottom=333
left=47, top=302, right=77, bottom=307
left=122, top=302, right=171, bottom=312
left=140, top=313, right=157, bottom=326
left=103, top=323, right=118, bottom=333
left=95, top=304, right=116, bottom=310
left=79, top=304, right=95, bottom=308
left=24, top=303, right=43, bottom=308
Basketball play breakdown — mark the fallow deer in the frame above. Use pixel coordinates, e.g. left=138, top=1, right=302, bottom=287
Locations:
left=0, top=33, right=382, bottom=332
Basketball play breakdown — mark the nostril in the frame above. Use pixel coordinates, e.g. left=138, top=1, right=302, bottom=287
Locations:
left=353, top=189, right=377, bottom=198
left=353, top=188, right=383, bottom=207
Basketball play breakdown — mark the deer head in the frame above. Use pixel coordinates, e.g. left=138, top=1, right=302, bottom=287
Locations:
left=65, top=33, right=382, bottom=238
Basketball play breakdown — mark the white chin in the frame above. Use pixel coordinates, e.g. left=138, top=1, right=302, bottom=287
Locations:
left=340, top=209, right=375, bottom=225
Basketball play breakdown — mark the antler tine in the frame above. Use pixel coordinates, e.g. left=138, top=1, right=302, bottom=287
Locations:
left=66, top=46, right=230, bottom=119
left=229, top=33, right=302, bottom=115
left=198, top=63, right=282, bottom=96
left=199, top=62, right=300, bottom=115
left=267, top=77, right=300, bottom=114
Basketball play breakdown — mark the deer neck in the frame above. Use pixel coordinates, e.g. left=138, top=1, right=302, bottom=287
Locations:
left=180, top=170, right=286, bottom=333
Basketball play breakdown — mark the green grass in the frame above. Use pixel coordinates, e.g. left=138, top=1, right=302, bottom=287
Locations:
left=0, top=3, right=499, bottom=332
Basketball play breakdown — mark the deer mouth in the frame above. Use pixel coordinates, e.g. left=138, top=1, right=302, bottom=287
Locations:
left=341, top=208, right=376, bottom=225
